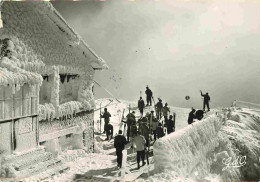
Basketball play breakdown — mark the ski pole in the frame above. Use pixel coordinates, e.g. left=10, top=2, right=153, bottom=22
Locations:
left=100, top=102, right=102, bottom=134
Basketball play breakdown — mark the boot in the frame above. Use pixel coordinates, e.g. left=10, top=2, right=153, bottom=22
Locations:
left=137, top=163, right=140, bottom=169
left=142, top=161, right=146, bottom=166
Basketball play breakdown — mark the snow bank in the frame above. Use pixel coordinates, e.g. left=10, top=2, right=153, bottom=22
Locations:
left=153, top=114, right=222, bottom=175
left=222, top=109, right=260, bottom=180
left=152, top=108, right=260, bottom=181
left=153, top=113, right=241, bottom=181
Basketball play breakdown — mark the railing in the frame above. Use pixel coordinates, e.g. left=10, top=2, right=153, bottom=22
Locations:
left=232, top=100, right=260, bottom=111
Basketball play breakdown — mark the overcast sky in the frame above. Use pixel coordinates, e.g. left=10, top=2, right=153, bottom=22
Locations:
left=53, top=0, right=260, bottom=109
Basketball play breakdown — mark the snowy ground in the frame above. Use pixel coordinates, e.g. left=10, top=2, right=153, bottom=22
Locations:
left=46, top=98, right=219, bottom=181
left=32, top=99, right=260, bottom=182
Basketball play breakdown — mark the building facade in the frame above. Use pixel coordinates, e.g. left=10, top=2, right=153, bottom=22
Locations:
left=0, top=2, right=107, bottom=178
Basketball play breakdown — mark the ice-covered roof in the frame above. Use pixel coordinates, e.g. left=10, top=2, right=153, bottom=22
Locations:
left=36, top=2, right=108, bottom=70
left=0, top=1, right=108, bottom=70
left=0, top=66, right=42, bottom=87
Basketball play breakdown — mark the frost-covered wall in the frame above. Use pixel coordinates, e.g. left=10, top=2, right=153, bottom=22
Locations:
left=153, top=114, right=241, bottom=181
left=0, top=1, right=105, bottom=155
left=14, top=116, right=37, bottom=152
left=0, top=122, right=12, bottom=155
left=59, top=75, right=80, bottom=104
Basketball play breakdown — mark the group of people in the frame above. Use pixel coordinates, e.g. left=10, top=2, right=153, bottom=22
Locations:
left=100, top=108, right=113, bottom=140
left=114, top=130, right=146, bottom=169
left=101, top=86, right=211, bottom=170
left=112, top=86, right=176, bottom=169
left=138, top=86, right=171, bottom=120
left=187, top=90, right=211, bottom=124
left=125, top=108, right=175, bottom=144
left=114, top=108, right=175, bottom=169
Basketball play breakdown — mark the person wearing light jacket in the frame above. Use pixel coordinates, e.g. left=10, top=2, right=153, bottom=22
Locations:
left=133, top=131, right=146, bottom=169
left=152, top=118, right=159, bottom=141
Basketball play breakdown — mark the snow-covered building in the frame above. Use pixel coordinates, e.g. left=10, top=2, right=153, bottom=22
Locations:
left=0, top=2, right=107, bottom=178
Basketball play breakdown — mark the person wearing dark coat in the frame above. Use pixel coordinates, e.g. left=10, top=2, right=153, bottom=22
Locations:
left=145, top=86, right=153, bottom=106
left=126, top=111, right=136, bottom=142
left=188, top=108, right=196, bottom=125
left=138, top=97, right=145, bottom=116
left=139, top=121, right=150, bottom=147
left=101, top=108, right=111, bottom=134
left=155, top=99, right=163, bottom=119
left=106, top=123, right=113, bottom=140
left=200, top=90, right=210, bottom=111
left=114, top=130, right=127, bottom=168
left=166, top=115, right=175, bottom=134
left=156, top=123, right=165, bottom=138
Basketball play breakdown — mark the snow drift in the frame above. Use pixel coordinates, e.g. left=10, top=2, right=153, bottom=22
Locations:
left=153, top=108, right=260, bottom=181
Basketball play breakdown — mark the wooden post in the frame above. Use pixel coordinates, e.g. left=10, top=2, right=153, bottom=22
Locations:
left=100, top=102, right=102, bottom=134
left=10, top=119, right=14, bottom=153
left=121, top=150, right=127, bottom=180
left=93, top=118, right=95, bottom=152
left=36, top=116, right=39, bottom=147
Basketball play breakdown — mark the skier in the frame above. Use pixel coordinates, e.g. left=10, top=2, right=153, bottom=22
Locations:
left=147, top=111, right=156, bottom=131
left=194, top=109, right=204, bottom=120
left=101, top=108, right=111, bottom=134
left=162, top=103, right=170, bottom=121
left=188, top=108, right=196, bottom=125
left=138, top=97, right=145, bottom=116
left=106, top=123, right=113, bottom=140
left=165, top=115, right=175, bottom=134
left=200, top=90, right=210, bottom=111
left=133, top=131, right=146, bottom=169
left=131, top=124, right=138, bottom=140
left=145, top=86, right=153, bottom=106
left=139, top=119, right=150, bottom=147
left=156, top=123, right=165, bottom=139
left=152, top=117, right=159, bottom=141
left=126, top=111, right=136, bottom=143
left=114, top=130, right=127, bottom=168
left=155, top=98, right=163, bottom=119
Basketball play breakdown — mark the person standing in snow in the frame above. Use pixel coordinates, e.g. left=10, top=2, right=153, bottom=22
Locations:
left=139, top=119, right=150, bottom=147
left=106, top=123, right=113, bottom=140
left=155, top=98, right=163, bottom=119
left=156, top=123, right=165, bottom=139
left=101, top=108, right=111, bottom=134
left=166, top=115, right=175, bottom=134
left=114, top=130, right=127, bottom=168
left=145, top=86, right=153, bottom=106
left=126, top=111, right=136, bottom=143
left=133, top=131, right=146, bottom=169
left=138, top=97, right=145, bottom=116
left=162, top=103, right=170, bottom=121
left=200, top=90, right=210, bottom=112
left=188, top=108, right=196, bottom=125
left=152, top=117, right=159, bottom=141
left=147, top=111, right=156, bottom=132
